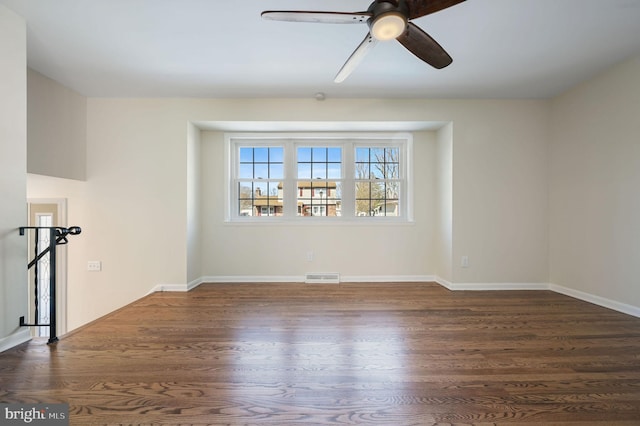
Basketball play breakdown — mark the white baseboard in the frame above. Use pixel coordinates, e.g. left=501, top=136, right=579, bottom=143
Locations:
left=341, top=275, right=434, bottom=283
left=148, top=276, right=639, bottom=319
left=549, top=283, right=640, bottom=318
left=199, top=275, right=434, bottom=284
left=201, top=275, right=304, bottom=283
left=0, top=328, right=31, bottom=354
left=435, top=276, right=453, bottom=290
left=434, top=276, right=639, bottom=318
left=443, top=282, right=549, bottom=291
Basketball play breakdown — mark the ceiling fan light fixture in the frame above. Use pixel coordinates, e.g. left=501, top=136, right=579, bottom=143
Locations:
left=370, top=11, right=406, bottom=41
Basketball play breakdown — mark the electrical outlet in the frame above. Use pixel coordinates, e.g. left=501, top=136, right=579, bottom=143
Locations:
left=307, top=251, right=314, bottom=262
left=87, top=260, right=102, bottom=271
left=461, top=256, right=469, bottom=268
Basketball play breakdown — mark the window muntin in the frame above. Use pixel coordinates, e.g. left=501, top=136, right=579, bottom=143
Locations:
left=227, top=133, right=411, bottom=222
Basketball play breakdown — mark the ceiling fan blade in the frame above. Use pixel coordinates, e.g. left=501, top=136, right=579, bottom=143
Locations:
left=396, top=22, right=452, bottom=69
left=261, top=11, right=371, bottom=24
left=405, top=0, right=466, bottom=20
left=334, top=33, right=379, bottom=83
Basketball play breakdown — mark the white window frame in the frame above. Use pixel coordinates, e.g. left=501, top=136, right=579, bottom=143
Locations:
left=224, top=132, right=413, bottom=223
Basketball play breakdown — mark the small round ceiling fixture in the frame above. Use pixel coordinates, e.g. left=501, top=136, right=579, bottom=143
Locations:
left=370, top=12, right=407, bottom=41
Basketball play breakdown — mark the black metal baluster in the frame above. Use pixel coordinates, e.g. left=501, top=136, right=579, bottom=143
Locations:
left=34, top=227, right=39, bottom=333
left=48, top=227, right=58, bottom=344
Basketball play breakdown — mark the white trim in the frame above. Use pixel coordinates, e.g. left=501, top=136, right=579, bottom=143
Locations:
left=199, top=275, right=434, bottom=284
left=187, top=277, right=205, bottom=291
left=444, top=282, right=549, bottom=291
left=341, top=275, right=434, bottom=283
left=146, top=276, right=640, bottom=319
left=147, top=278, right=206, bottom=295
left=549, top=283, right=640, bottom=318
left=433, top=277, right=548, bottom=291
left=146, top=283, right=186, bottom=294
left=434, top=276, right=453, bottom=290
left=0, top=329, right=31, bottom=354
left=201, top=275, right=305, bottom=283
left=433, top=277, right=640, bottom=318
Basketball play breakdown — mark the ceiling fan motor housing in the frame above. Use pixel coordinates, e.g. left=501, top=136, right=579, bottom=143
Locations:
left=367, top=0, right=409, bottom=40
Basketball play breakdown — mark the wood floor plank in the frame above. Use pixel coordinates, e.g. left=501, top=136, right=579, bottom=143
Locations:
left=1, top=282, right=639, bottom=425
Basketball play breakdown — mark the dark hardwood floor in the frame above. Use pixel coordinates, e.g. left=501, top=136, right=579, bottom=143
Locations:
left=1, top=282, right=640, bottom=425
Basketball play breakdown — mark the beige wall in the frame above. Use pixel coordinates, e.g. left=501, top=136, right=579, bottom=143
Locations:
left=549, top=55, right=640, bottom=308
left=187, top=122, right=202, bottom=285
left=435, top=123, right=453, bottom=282
left=26, top=96, right=551, bottom=330
left=199, top=130, right=436, bottom=281
left=0, top=5, right=28, bottom=348
left=451, top=100, right=550, bottom=285
left=27, top=69, right=86, bottom=180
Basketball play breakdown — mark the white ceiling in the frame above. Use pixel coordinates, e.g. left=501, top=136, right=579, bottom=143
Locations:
left=2, top=0, right=640, bottom=99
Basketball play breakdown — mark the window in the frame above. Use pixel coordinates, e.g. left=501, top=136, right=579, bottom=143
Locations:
left=355, top=147, right=400, bottom=217
left=297, top=146, right=342, bottom=217
left=237, top=147, right=283, bottom=216
left=226, top=133, right=412, bottom=222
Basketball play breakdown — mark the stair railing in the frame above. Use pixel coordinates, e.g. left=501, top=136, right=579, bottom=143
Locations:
left=19, top=226, right=82, bottom=344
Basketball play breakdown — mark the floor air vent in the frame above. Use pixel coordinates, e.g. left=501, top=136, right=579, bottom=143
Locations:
left=305, top=273, right=340, bottom=284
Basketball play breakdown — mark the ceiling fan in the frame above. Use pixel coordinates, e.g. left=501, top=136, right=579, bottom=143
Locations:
left=261, top=0, right=466, bottom=83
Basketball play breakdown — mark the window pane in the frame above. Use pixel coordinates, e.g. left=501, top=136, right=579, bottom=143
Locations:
left=254, top=164, right=269, bottom=179
left=355, top=147, right=369, bottom=162
left=355, top=180, right=400, bottom=216
left=355, top=161, right=369, bottom=179
left=238, top=181, right=284, bottom=217
left=328, top=147, right=341, bottom=162
left=254, top=147, right=269, bottom=162
left=355, top=182, right=371, bottom=216
left=297, top=163, right=311, bottom=179
left=312, top=147, right=327, bottom=161
left=298, top=147, right=311, bottom=162
left=385, top=163, right=399, bottom=179
left=297, top=181, right=342, bottom=216
left=239, top=164, right=253, bottom=179
left=269, top=147, right=284, bottom=162
left=270, top=164, right=283, bottom=179
left=370, top=163, right=384, bottom=179
left=239, top=147, right=253, bottom=162
left=370, top=147, right=385, bottom=162
left=385, top=147, right=399, bottom=163
left=236, top=145, right=285, bottom=217
left=254, top=181, right=268, bottom=197
left=327, top=163, right=341, bottom=179
left=238, top=182, right=254, bottom=216
left=312, top=165, right=327, bottom=179
left=387, top=181, right=400, bottom=199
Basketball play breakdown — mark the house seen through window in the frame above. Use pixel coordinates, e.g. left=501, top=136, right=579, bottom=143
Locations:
left=228, top=133, right=412, bottom=221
